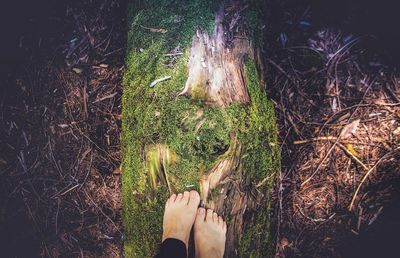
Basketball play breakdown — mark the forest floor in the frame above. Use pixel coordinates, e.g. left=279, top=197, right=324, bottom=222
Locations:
left=265, top=1, right=400, bottom=257
left=0, top=0, right=125, bottom=257
left=0, top=0, right=399, bottom=257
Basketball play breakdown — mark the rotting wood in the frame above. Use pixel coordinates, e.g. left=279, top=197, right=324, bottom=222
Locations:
left=179, top=4, right=250, bottom=106
left=181, top=4, right=267, bottom=256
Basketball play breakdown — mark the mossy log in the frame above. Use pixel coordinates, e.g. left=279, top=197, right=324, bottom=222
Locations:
left=122, top=0, right=280, bottom=257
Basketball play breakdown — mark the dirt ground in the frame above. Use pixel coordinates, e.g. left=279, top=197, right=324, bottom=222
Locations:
left=0, top=0, right=399, bottom=257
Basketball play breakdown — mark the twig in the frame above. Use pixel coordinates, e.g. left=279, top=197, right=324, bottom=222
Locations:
left=163, top=52, right=183, bottom=57
left=149, top=76, right=171, bottom=88
left=326, top=36, right=361, bottom=66
left=84, top=190, right=122, bottom=234
left=56, top=198, right=60, bottom=235
left=293, top=136, right=337, bottom=144
left=275, top=168, right=283, bottom=253
left=48, top=136, right=64, bottom=177
left=302, top=78, right=375, bottom=186
left=301, top=137, right=340, bottom=187
left=61, top=184, right=80, bottom=195
left=80, top=150, right=93, bottom=188
left=92, top=92, right=117, bottom=103
left=296, top=204, right=336, bottom=223
left=83, top=80, right=88, bottom=120
left=266, top=58, right=297, bottom=85
left=256, top=172, right=276, bottom=187
left=385, top=82, right=400, bottom=103
left=368, top=206, right=383, bottom=226
left=104, top=48, right=123, bottom=57
left=349, top=147, right=399, bottom=211
left=73, top=126, right=116, bottom=163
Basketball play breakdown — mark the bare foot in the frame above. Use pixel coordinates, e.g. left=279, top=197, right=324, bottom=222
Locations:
left=162, top=190, right=200, bottom=248
left=194, top=208, right=227, bottom=258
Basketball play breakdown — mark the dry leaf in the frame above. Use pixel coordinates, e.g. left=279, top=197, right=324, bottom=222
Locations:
left=340, top=119, right=360, bottom=139
left=150, top=28, right=168, bottom=34
left=346, top=143, right=360, bottom=158
left=113, top=165, right=122, bottom=175
left=72, top=68, right=82, bottom=74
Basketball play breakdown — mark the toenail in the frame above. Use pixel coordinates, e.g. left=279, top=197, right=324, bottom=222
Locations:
left=198, top=208, right=205, bottom=214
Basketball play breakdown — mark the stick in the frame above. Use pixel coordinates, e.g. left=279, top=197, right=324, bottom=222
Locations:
left=163, top=52, right=183, bottom=57
left=93, top=92, right=117, bottom=103
left=302, top=78, right=375, bottom=187
left=149, top=76, right=171, bottom=88
left=293, top=136, right=337, bottom=144
left=348, top=147, right=399, bottom=211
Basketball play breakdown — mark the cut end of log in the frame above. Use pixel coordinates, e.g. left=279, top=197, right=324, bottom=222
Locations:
left=180, top=6, right=251, bottom=107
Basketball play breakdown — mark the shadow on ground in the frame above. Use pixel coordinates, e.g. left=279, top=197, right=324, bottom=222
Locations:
left=1, top=0, right=125, bottom=256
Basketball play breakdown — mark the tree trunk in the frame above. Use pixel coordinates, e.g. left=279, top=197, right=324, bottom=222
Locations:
left=123, top=0, right=279, bottom=257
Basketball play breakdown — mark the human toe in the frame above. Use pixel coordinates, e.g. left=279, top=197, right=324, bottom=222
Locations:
left=188, top=190, right=200, bottom=208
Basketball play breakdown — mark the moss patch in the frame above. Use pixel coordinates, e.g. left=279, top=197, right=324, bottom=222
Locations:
left=123, top=0, right=279, bottom=257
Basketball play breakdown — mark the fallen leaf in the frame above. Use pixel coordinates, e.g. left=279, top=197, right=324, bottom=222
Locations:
left=150, top=28, right=168, bottom=34
left=113, top=165, right=122, bottom=175
left=149, top=76, right=171, bottom=88
left=72, top=68, right=83, bottom=74
left=340, top=119, right=360, bottom=139
left=346, top=143, right=360, bottom=158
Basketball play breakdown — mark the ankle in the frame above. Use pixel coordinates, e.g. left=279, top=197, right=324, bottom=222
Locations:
left=195, top=247, right=223, bottom=258
left=162, top=231, right=189, bottom=247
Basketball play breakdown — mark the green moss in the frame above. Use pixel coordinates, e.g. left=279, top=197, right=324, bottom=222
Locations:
left=123, top=0, right=279, bottom=257
left=235, top=60, right=280, bottom=257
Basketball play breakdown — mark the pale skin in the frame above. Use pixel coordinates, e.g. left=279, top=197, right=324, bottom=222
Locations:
left=162, top=190, right=227, bottom=258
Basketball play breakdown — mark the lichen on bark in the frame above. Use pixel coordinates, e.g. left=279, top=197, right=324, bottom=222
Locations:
left=123, top=0, right=279, bottom=257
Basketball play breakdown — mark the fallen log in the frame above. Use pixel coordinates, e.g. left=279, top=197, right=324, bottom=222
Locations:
left=123, top=1, right=279, bottom=257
